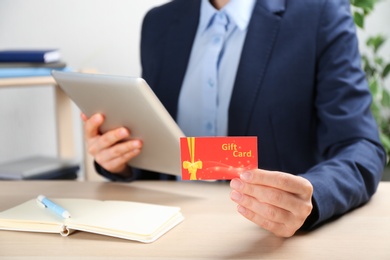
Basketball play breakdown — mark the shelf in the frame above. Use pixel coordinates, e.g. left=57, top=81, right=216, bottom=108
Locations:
left=0, top=76, right=56, bottom=87
left=0, top=76, right=77, bottom=165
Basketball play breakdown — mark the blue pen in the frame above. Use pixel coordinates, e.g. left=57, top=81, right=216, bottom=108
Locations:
left=36, top=195, right=71, bottom=219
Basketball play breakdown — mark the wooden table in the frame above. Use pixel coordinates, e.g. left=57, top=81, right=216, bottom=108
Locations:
left=0, top=180, right=389, bottom=259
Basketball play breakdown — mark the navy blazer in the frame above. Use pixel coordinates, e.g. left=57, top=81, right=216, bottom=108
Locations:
left=97, top=0, right=386, bottom=229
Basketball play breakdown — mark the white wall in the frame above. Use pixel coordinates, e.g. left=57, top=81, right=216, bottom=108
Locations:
left=0, top=0, right=169, bottom=178
left=0, top=0, right=389, bottom=178
left=0, top=0, right=170, bottom=76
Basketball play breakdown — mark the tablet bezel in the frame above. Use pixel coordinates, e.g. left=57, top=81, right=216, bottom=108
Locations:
left=52, top=70, right=185, bottom=176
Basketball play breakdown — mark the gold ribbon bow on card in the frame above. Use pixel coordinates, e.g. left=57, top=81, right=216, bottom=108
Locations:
left=183, top=137, right=202, bottom=180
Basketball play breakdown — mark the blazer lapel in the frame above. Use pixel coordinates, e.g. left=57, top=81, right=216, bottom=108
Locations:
left=228, top=0, right=286, bottom=135
left=157, top=0, right=201, bottom=118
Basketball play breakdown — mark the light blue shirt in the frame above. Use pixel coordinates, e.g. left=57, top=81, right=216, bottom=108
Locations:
left=177, top=0, right=256, bottom=137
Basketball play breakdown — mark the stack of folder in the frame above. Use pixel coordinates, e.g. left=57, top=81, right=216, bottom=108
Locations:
left=0, top=156, right=79, bottom=180
left=0, top=49, right=71, bottom=78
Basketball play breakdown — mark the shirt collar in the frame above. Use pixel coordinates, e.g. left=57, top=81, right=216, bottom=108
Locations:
left=199, top=0, right=256, bottom=32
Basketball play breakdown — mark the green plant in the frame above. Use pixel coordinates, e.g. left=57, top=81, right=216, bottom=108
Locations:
left=351, top=0, right=390, bottom=164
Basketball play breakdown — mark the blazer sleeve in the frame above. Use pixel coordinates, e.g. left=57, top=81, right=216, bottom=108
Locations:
left=300, top=0, right=386, bottom=229
left=94, top=161, right=135, bottom=182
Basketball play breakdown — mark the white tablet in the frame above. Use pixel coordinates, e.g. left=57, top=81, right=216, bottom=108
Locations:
left=52, top=70, right=185, bottom=176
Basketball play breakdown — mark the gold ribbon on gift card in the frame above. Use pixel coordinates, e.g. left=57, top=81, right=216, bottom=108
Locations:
left=182, top=137, right=203, bottom=180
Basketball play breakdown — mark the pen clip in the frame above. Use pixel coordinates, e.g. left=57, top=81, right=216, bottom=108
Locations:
left=36, top=198, right=46, bottom=208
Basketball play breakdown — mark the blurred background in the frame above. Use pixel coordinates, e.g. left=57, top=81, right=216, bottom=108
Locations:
left=0, top=0, right=389, bottom=180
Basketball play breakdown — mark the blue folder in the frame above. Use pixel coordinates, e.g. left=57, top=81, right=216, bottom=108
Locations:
left=0, top=67, right=71, bottom=78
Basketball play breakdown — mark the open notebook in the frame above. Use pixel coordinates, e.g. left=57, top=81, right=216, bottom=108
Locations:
left=0, top=198, right=184, bottom=243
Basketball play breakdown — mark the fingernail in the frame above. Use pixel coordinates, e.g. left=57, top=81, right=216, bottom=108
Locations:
left=93, top=114, right=102, bottom=123
left=240, top=171, right=252, bottom=182
left=118, top=128, right=129, bottom=138
left=133, top=140, right=142, bottom=148
left=237, top=205, right=247, bottom=214
left=230, top=179, right=243, bottom=190
left=230, top=190, right=242, bottom=201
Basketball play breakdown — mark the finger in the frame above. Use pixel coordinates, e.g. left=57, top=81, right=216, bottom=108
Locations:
left=231, top=190, right=305, bottom=237
left=98, top=148, right=142, bottom=173
left=230, top=178, right=311, bottom=215
left=80, top=112, right=88, bottom=122
left=235, top=204, right=296, bottom=237
left=95, top=139, right=142, bottom=164
left=88, top=127, right=131, bottom=155
left=84, top=114, right=104, bottom=139
left=240, top=169, right=313, bottom=197
left=230, top=190, right=293, bottom=225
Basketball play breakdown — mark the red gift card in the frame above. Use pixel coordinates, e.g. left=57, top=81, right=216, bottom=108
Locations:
left=180, top=137, right=258, bottom=180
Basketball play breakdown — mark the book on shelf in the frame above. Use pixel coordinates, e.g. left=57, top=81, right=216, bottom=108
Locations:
left=0, top=197, right=184, bottom=243
left=0, top=49, right=61, bottom=63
